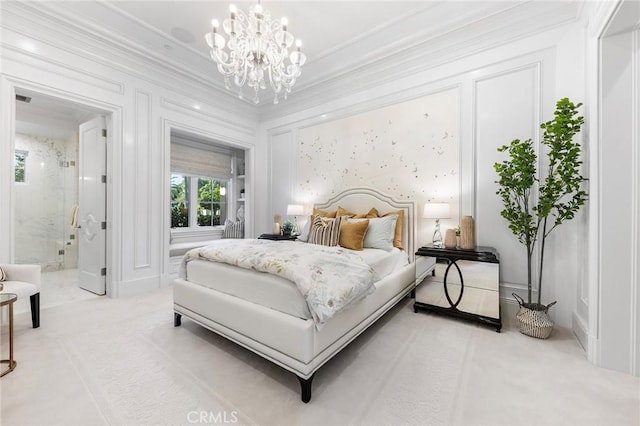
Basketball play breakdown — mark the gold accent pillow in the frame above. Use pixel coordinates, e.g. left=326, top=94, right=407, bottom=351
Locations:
left=381, top=209, right=404, bottom=249
left=312, top=207, right=337, bottom=218
left=336, top=206, right=378, bottom=219
left=339, top=219, right=369, bottom=251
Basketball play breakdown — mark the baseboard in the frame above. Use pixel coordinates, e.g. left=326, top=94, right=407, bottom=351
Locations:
left=587, top=333, right=600, bottom=366
left=500, top=296, right=520, bottom=327
left=572, top=312, right=589, bottom=351
left=115, top=275, right=162, bottom=297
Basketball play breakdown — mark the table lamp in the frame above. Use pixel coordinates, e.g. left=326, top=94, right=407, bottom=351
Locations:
left=286, top=204, right=304, bottom=236
left=423, top=202, right=450, bottom=248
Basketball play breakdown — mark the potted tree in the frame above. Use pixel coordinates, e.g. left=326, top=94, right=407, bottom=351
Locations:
left=494, top=98, right=588, bottom=339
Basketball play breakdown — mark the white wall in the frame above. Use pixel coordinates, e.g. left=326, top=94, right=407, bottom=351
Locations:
left=598, top=23, right=640, bottom=375
left=261, top=22, right=588, bottom=329
left=0, top=2, right=260, bottom=296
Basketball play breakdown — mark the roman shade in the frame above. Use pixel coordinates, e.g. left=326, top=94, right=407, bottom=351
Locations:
left=171, top=142, right=232, bottom=179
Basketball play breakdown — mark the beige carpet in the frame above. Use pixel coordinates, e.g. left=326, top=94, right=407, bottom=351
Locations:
left=1, top=286, right=638, bottom=425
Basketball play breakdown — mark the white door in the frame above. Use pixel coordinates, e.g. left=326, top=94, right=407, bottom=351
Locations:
left=77, top=116, right=107, bottom=295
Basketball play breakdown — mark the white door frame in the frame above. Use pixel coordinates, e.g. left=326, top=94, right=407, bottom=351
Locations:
left=1, top=77, right=122, bottom=297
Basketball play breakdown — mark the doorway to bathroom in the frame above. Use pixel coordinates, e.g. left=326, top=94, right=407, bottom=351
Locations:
left=13, top=89, right=109, bottom=309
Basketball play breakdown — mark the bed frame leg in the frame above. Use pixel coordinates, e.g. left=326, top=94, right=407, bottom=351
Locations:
left=297, top=373, right=315, bottom=403
left=174, top=313, right=182, bottom=327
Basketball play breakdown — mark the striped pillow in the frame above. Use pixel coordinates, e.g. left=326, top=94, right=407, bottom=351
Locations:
left=223, top=219, right=244, bottom=239
left=308, top=215, right=342, bottom=246
left=0, top=266, right=5, bottom=282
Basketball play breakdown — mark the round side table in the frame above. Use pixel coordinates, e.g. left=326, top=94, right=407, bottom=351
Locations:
left=0, top=293, right=18, bottom=377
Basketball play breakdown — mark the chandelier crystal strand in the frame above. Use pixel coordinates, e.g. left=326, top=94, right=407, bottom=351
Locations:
left=206, top=2, right=307, bottom=104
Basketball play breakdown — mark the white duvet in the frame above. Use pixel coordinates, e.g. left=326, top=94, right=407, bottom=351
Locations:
left=181, top=239, right=376, bottom=326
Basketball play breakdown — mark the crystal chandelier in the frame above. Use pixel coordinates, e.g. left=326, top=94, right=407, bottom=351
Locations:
left=205, top=2, right=307, bottom=105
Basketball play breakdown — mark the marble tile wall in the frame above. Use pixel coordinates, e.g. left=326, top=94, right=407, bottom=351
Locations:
left=14, top=133, right=78, bottom=271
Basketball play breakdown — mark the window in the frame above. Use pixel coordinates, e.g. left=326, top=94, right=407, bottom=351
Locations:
left=170, top=174, right=228, bottom=229
left=197, top=177, right=226, bottom=226
left=15, top=151, right=27, bottom=183
left=170, top=174, right=189, bottom=227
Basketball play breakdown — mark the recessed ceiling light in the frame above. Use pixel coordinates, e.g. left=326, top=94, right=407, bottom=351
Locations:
left=321, top=114, right=328, bottom=119
left=194, top=105, right=201, bottom=110
left=21, top=41, right=36, bottom=52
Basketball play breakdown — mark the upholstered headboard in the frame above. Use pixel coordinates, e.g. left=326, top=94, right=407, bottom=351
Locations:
left=314, top=187, right=416, bottom=262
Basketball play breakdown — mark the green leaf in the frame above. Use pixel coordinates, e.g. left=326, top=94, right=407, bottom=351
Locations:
left=493, top=98, right=587, bottom=304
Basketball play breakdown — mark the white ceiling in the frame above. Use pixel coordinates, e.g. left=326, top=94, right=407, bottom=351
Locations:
left=112, top=1, right=436, bottom=63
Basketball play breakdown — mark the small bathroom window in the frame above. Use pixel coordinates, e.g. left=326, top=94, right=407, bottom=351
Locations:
left=15, top=150, right=27, bottom=183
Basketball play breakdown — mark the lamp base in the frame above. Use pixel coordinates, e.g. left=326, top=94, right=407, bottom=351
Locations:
left=432, top=220, right=443, bottom=248
left=292, top=216, right=299, bottom=236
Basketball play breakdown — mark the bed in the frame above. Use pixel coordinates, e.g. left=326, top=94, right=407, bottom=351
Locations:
left=173, top=187, right=430, bottom=402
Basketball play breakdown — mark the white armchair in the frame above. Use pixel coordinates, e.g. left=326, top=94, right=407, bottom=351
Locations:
left=0, top=264, right=41, bottom=328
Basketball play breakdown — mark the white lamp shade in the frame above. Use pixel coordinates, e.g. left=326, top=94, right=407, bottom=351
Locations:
left=423, top=203, right=450, bottom=219
left=286, top=204, right=304, bottom=216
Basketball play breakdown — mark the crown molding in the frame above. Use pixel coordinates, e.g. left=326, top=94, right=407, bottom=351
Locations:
left=258, top=1, right=580, bottom=121
left=1, top=1, right=257, bottom=120
left=2, top=1, right=580, bottom=121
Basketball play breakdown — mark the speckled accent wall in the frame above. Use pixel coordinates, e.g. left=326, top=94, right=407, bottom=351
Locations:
left=298, top=88, right=459, bottom=229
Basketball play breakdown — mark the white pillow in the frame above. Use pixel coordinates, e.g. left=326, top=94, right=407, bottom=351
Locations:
left=347, top=215, right=397, bottom=251
left=297, top=216, right=311, bottom=242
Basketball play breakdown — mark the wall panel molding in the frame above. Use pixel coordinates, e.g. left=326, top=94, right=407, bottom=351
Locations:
left=268, top=130, right=295, bottom=224
left=632, top=28, right=640, bottom=376
left=133, top=90, right=152, bottom=269
left=473, top=62, right=542, bottom=300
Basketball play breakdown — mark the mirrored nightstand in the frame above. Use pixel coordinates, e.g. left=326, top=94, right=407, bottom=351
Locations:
left=414, top=245, right=501, bottom=332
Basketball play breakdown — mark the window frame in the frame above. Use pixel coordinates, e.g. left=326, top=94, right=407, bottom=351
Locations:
left=170, top=172, right=229, bottom=231
left=14, top=150, right=28, bottom=183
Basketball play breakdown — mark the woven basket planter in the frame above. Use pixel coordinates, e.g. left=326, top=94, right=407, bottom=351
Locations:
left=513, top=294, right=557, bottom=339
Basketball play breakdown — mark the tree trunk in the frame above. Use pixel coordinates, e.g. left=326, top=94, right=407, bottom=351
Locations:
left=537, top=218, right=548, bottom=306
left=527, top=243, right=533, bottom=304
